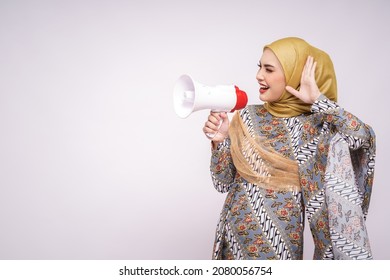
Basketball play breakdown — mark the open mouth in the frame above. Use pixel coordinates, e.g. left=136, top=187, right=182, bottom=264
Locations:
left=260, top=85, right=269, bottom=93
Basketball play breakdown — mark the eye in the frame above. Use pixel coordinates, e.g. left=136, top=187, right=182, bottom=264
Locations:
left=257, top=63, right=261, bottom=68
left=265, top=68, right=273, bottom=73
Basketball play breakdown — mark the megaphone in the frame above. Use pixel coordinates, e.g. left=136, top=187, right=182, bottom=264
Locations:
left=173, top=74, right=248, bottom=118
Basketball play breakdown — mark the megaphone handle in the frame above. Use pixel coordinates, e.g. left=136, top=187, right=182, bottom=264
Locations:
left=205, top=110, right=225, bottom=140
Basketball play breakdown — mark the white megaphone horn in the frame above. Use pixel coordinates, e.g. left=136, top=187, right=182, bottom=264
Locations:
left=173, top=74, right=248, bottom=119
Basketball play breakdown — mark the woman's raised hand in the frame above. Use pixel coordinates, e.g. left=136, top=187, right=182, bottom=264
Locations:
left=203, top=111, right=230, bottom=143
left=285, top=56, right=321, bottom=104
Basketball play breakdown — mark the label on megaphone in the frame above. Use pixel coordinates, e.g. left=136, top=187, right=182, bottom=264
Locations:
left=173, top=74, right=248, bottom=118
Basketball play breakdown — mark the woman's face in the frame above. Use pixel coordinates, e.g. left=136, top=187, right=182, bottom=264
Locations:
left=256, top=48, right=286, bottom=102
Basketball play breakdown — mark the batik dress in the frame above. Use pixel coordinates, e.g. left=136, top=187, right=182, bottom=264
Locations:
left=210, top=95, right=375, bottom=260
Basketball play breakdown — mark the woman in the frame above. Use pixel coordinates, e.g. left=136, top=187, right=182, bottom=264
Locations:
left=203, top=37, right=376, bottom=260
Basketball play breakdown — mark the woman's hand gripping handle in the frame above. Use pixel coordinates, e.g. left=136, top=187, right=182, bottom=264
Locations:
left=203, top=111, right=230, bottom=146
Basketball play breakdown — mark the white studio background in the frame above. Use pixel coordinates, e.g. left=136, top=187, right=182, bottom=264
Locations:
left=0, top=0, right=389, bottom=260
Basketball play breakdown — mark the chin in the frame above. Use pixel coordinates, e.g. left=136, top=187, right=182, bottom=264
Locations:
left=259, top=95, right=268, bottom=102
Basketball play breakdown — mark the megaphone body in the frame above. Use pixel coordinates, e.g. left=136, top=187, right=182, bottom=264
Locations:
left=173, top=74, right=248, bottom=118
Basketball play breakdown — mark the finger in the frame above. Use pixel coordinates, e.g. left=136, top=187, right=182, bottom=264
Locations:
left=309, top=56, right=313, bottom=66
left=302, top=57, right=308, bottom=78
left=219, top=112, right=228, bottom=120
left=303, top=56, right=313, bottom=80
left=209, top=111, right=221, bottom=120
left=310, top=61, right=317, bottom=78
left=305, top=56, right=313, bottom=77
left=205, top=119, right=221, bottom=131
left=309, top=57, right=316, bottom=75
left=208, top=114, right=221, bottom=126
left=203, top=125, right=218, bottom=134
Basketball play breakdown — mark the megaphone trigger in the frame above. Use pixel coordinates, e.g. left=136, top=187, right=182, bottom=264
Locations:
left=205, top=132, right=217, bottom=140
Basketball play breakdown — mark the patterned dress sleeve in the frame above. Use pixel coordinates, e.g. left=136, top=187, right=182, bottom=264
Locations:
left=311, top=94, right=375, bottom=151
left=311, top=94, right=376, bottom=217
left=210, top=137, right=237, bottom=193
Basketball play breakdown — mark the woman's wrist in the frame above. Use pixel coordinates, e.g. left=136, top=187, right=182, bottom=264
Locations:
left=211, top=136, right=230, bottom=150
left=211, top=140, right=223, bottom=150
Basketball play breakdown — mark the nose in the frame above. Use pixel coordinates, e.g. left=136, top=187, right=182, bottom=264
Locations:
left=256, top=68, right=264, bottom=81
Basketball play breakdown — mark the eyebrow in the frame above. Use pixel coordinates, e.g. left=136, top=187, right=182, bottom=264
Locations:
left=259, top=62, right=275, bottom=68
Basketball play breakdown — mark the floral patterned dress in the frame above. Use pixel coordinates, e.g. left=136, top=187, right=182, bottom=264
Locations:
left=210, top=95, right=375, bottom=260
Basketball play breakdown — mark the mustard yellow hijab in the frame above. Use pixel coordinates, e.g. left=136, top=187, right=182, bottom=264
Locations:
left=263, top=37, right=337, bottom=117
